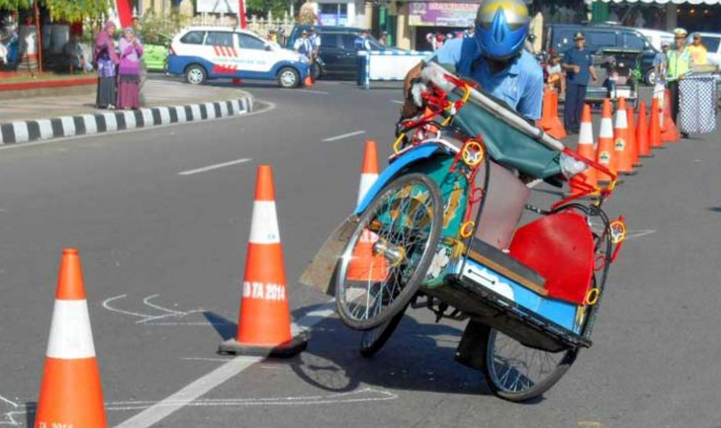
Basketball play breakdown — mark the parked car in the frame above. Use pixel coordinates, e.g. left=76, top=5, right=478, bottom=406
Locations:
left=286, top=25, right=390, bottom=80
left=143, top=33, right=172, bottom=72
left=545, top=24, right=659, bottom=85
left=637, top=28, right=674, bottom=52
left=167, top=26, right=310, bottom=88
left=688, top=32, right=721, bottom=66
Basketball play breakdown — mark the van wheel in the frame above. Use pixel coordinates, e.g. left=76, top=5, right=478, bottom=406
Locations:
left=644, top=69, right=656, bottom=86
left=312, top=62, right=322, bottom=81
left=278, top=67, right=300, bottom=88
left=185, top=65, right=207, bottom=85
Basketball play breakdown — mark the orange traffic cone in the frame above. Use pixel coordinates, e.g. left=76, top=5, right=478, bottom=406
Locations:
left=539, top=88, right=567, bottom=139
left=637, top=101, right=653, bottom=158
left=304, top=75, right=314, bottom=87
left=661, top=89, right=681, bottom=143
left=649, top=97, right=664, bottom=149
left=596, top=99, right=616, bottom=183
left=357, top=140, right=379, bottom=206
left=35, top=249, right=107, bottom=428
left=626, top=105, right=641, bottom=167
left=614, top=98, right=636, bottom=176
left=219, top=165, right=307, bottom=357
left=569, top=104, right=597, bottom=197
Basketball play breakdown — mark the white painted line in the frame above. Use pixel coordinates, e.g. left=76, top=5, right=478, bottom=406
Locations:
left=180, top=357, right=232, bottom=362
left=158, top=107, right=171, bottom=125
left=322, top=130, right=366, bottom=142
left=390, top=100, right=404, bottom=105
left=205, top=102, right=217, bottom=119
left=83, top=115, right=98, bottom=135
left=178, top=158, right=251, bottom=176
left=37, top=119, right=54, bottom=140
left=123, top=111, right=137, bottom=129
left=219, top=102, right=229, bottom=118
left=174, top=106, right=187, bottom=123
left=103, top=113, right=118, bottom=132
left=626, top=229, right=656, bottom=240
left=60, top=116, right=75, bottom=137
left=12, top=122, right=29, bottom=143
left=141, top=109, right=154, bottom=127
left=114, top=300, right=336, bottom=428
left=296, top=89, right=330, bottom=95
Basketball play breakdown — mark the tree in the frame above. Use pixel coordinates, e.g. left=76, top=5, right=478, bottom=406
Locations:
left=43, top=0, right=114, bottom=22
left=246, top=0, right=292, bottom=17
left=0, top=0, right=31, bottom=11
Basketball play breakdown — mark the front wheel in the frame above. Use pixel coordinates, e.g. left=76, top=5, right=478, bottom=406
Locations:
left=480, top=326, right=578, bottom=402
left=185, top=64, right=207, bottom=85
left=335, top=173, right=443, bottom=331
left=277, top=67, right=300, bottom=88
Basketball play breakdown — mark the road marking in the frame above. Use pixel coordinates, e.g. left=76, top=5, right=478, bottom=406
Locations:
left=178, top=158, right=251, bottom=176
left=0, top=394, right=19, bottom=426
left=114, top=300, right=337, bottom=428
left=180, top=357, right=234, bottom=362
left=390, top=100, right=404, bottom=105
left=626, top=229, right=656, bottom=240
left=295, top=89, right=330, bottom=95
left=322, top=130, right=366, bottom=142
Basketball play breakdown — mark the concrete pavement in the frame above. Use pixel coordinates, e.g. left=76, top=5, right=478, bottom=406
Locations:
left=0, top=79, right=719, bottom=428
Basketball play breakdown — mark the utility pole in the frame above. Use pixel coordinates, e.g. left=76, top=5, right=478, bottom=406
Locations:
left=238, top=0, right=247, bottom=28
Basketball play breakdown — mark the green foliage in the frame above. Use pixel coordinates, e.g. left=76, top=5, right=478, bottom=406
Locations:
left=246, top=0, right=291, bottom=17
left=138, top=9, right=189, bottom=45
left=0, top=0, right=31, bottom=11
left=43, top=0, right=114, bottom=22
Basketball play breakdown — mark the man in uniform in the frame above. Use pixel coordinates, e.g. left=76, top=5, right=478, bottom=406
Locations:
left=667, top=28, right=692, bottom=138
left=355, top=29, right=371, bottom=86
left=561, top=32, right=597, bottom=134
left=403, top=0, right=544, bottom=122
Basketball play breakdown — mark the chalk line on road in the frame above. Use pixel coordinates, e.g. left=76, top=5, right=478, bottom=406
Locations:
left=322, top=130, right=366, bottom=142
left=113, top=300, right=338, bottom=428
left=625, top=229, right=656, bottom=240
left=178, top=158, right=251, bottom=176
left=390, top=100, right=404, bottom=105
left=295, top=89, right=330, bottom=95
left=102, top=294, right=205, bottom=325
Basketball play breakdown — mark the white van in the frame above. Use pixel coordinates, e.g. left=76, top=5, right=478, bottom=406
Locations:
left=167, top=27, right=311, bottom=88
left=637, top=28, right=674, bottom=52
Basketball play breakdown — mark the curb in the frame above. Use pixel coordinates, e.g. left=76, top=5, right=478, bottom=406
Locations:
left=0, top=95, right=254, bottom=145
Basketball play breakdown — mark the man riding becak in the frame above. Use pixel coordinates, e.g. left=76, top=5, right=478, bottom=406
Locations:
left=402, top=0, right=543, bottom=122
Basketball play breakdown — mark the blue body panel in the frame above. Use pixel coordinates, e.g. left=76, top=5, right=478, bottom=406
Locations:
left=354, top=144, right=443, bottom=214
left=167, top=55, right=309, bottom=82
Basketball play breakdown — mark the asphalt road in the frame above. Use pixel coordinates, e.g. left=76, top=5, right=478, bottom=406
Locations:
left=1, top=79, right=720, bottom=428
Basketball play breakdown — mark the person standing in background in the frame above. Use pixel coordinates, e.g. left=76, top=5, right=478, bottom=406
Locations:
left=667, top=28, right=692, bottom=137
left=94, top=22, right=120, bottom=109
left=378, top=31, right=388, bottom=47
left=653, top=42, right=669, bottom=83
left=355, top=29, right=371, bottom=86
left=562, top=32, right=597, bottom=134
left=117, top=27, right=144, bottom=110
left=687, top=33, right=708, bottom=66
left=294, top=30, right=313, bottom=61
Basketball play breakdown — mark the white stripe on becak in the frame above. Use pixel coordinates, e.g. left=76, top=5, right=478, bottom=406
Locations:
left=103, top=113, right=118, bottom=132
left=37, top=119, right=53, bottom=140
left=46, top=299, right=96, bottom=359
left=82, top=115, right=98, bottom=135
left=12, top=122, right=29, bottom=143
left=249, top=201, right=281, bottom=245
left=357, top=173, right=378, bottom=206
left=60, top=116, right=75, bottom=137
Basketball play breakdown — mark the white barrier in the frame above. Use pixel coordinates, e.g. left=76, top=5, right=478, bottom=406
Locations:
left=361, top=50, right=431, bottom=90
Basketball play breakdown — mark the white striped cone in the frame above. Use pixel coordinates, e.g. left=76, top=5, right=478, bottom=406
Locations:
left=35, top=249, right=107, bottom=428
left=654, top=83, right=666, bottom=127
left=357, top=140, right=379, bottom=206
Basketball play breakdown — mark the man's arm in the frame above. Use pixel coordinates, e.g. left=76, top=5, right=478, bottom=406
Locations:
left=517, top=68, right=544, bottom=121
left=589, top=64, right=597, bottom=81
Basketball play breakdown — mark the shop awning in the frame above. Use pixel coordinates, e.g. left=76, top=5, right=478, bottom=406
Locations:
left=593, top=0, right=720, bottom=4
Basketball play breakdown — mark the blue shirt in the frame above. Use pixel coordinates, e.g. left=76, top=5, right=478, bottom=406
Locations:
left=427, top=38, right=544, bottom=121
left=562, top=47, right=593, bottom=86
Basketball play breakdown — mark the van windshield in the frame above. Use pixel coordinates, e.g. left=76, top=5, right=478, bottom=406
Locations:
left=704, top=37, right=720, bottom=53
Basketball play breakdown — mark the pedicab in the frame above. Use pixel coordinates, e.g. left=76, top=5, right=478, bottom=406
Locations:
left=301, top=62, right=627, bottom=402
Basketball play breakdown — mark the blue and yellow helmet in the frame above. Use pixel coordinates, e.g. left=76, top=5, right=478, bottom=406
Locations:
left=475, top=0, right=530, bottom=60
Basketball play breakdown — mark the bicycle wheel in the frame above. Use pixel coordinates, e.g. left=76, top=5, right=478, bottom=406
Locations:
left=480, top=326, right=578, bottom=402
left=335, top=173, right=443, bottom=331
left=359, top=304, right=407, bottom=358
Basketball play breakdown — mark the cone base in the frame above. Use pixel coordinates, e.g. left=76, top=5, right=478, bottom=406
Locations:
left=633, top=162, right=643, bottom=167
left=620, top=171, right=638, bottom=176
left=651, top=146, right=666, bottom=149
left=598, top=179, right=625, bottom=186
left=640, top=154, right=655, bottom=158
left=218, top=331, right=308, bottom=358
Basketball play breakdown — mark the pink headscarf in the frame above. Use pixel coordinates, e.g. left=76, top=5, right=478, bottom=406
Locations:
left=95, top=21, right=119, bottom=63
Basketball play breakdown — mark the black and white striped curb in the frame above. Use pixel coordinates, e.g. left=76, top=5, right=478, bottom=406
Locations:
left=0, top=96, right=253, bottom=145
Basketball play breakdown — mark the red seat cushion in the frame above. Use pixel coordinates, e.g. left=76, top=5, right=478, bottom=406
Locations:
left=509, top=211, right=595, bottom=305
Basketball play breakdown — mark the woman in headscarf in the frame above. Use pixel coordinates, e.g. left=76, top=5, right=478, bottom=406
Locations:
left=117, top=27, right=144, bottom=110
left=94, top=22, right=120, bottom=109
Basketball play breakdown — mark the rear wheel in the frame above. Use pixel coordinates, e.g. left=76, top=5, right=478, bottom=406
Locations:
left=277, top=67, right=300, bottom=88
left=185, top=64, right=206, bottom=85
left=312, top=62, right=322, bottom=81
left=480, top=326, right=578, bottom=402
left=335, top=173, right=443, bottom=330
left=644, top=68, right=656, bottom=86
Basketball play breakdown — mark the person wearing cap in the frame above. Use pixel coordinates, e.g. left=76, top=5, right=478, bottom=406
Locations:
left=561, top=31, right=597, bottom=134
left=667, top=28, right=692, bottom=134
left=294, top=29, right=313, bottom=61
left=402, top=0, right=544, bottom=122
left=687, top=33, right=708, bottom=66
left=309, top=26, right=321, bottom=61
left=654, top=42, right=669, bottom=83
left=355, top=29, right=371, bottom=86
